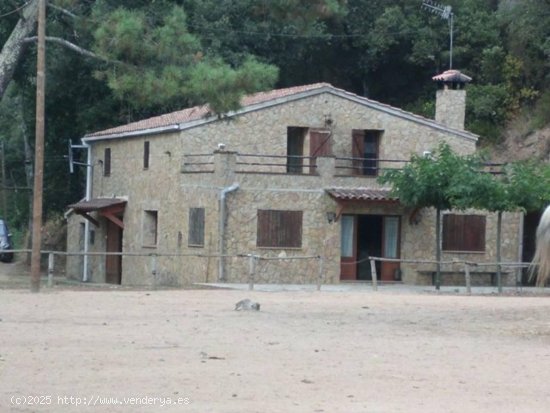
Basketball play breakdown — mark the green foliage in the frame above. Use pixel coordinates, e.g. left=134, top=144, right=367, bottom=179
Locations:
left=378, top=142, right=485, bottom=211
left=91, top=3, right=279, bottom=114
left=531, top=90, right=550, bottom=129
left=501, top=161, right=550, bottom=213
left=185, top=57, right=279, bottom=114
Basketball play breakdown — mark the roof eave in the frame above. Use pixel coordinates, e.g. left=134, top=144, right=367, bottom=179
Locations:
left=82, top=124, right=181, bottom=143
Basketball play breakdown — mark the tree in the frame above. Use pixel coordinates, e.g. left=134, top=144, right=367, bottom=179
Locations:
left=379, top=143, right=488, bottom=289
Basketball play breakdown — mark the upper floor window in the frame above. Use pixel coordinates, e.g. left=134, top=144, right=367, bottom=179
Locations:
left=442, top=214, right=486, bottom=252
left=143, top=141, right=150, bottom=169
left=257, top=209, right=303, bottom=248
left=287, top=126, right=306, bottom=173
left=103, top=148, right=111, bottom=177
left=287, top=127, right=331, bottom=174
left=352, top=130, right=382, bottom=176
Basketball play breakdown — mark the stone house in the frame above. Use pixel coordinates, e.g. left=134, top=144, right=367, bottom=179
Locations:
left=65, top=72, right=522, bottom=286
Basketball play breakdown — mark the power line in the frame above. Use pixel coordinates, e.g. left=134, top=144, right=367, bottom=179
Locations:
left=0, top=1, right=32, bottom=19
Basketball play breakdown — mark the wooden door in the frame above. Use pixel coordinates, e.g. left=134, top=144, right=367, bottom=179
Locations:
left=380, top=216, right=400, bottom=281
left=105, top=220, right=122, bottom=284
left=340, top=215, right=357, bottom=280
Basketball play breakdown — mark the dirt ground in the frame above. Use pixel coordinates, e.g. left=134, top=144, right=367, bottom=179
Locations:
left=0, top=271, right=549, bottom=413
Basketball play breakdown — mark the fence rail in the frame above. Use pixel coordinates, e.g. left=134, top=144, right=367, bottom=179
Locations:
left=4, top=249, right=539, bottom=294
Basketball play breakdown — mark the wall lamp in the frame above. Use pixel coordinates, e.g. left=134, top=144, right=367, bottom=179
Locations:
left=326, top=212, right=336, bottom=224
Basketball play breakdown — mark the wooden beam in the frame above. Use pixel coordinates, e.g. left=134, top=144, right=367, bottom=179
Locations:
left=76, top=211, right=99, bottom=227
left=102, top=211, right=124, bottom=229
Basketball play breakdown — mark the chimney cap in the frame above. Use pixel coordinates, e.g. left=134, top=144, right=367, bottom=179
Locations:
left=432, top=69, right=472, bottom=84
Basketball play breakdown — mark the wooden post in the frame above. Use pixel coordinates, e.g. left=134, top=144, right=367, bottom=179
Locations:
left=370, top=258, right=378, bottom=291
left=248, top=255, right=256, bottom=291
left=464, top=263, right=471, bottom=295
left=496, top=211, right=502, bottom=294
left=47, top=253, right=54, bottom=288
left=30, top=0, right=46, bottom=293
left=317, top=256, right=324, bottom=291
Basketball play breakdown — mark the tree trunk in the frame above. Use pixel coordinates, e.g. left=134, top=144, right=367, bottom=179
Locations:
left=0, top=0, right=39, bottom=101
left=14, top=92, right=34, bottom=264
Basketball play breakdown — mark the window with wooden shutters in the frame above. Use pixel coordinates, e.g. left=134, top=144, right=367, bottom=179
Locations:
left=257, top=210, right=303, bottom=248
left=442, top=214, right=486, bottom=252
left=143, top=141, right=150, bottom=169
left=351, top=129, right=381, bottom=176
left=104, top=148, right=111, bottom=176
left=188, top=207, right=205, bottom=247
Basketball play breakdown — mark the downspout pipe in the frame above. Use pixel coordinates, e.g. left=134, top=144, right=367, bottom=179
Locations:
left=82, top=141, right=92, bottom=282
left=219, top=183, right=239, bottom=282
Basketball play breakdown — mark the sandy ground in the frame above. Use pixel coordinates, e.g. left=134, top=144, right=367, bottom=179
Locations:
left=1, top=277, right=550, bottom=413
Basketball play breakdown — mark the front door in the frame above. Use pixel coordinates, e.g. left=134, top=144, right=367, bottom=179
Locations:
left=105, top=220, right=123, bottom=284
left=340, top=214, right=400, bottom=281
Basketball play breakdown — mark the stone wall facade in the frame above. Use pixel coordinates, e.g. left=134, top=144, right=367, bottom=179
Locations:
left=65, top=90, right=522, bottom=286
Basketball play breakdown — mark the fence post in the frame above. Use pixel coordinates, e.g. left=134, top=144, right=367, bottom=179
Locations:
left=47, top=253, right=54, bottom=288
left=497, top=262, right=502, bottom=294
left=317, top=256, right=324, bottom=291
left=248, top=255, right=256, bottom=291
left=464, top=263, right=471, bottom=295
left=370, top=258, right=378, bottom=291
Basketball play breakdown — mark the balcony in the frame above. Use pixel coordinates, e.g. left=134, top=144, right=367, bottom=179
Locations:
left=182, top=151, right=409, bottom=177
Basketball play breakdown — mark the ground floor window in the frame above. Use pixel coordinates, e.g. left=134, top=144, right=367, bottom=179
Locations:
left=188, top=207, right=205, bottom=247
left=143, top=210, right=158, bottom=247
left=257, top=209, right=302, bottom=248
left=442, top=214, right=486, bottom=252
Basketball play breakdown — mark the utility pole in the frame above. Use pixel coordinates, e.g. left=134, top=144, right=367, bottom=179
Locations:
left=30, top=0, right=46, bottom=293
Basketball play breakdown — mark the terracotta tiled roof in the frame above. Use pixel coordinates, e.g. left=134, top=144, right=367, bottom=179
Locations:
left=69, top=198, right=127, bottom=212
left=85, top=83, right=331, bottom=139
left=432, top=70, right=472, bottom=83
left=326, top=188, right=398, bottom=202
left=83, top=81, right=478, bottom=142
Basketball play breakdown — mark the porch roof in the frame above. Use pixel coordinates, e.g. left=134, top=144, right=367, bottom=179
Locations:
left=68, top=198, right=126, bottom=229
left=69, top=198, right=127, bottom=212
left=326, top=188, right=398, bottom=203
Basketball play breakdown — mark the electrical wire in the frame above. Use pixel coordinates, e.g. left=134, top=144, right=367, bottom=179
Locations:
left=0, top=1, right=32, bottom=19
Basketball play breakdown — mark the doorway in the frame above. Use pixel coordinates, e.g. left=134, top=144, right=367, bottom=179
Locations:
left=522, top=210, right=542, bottom=285
left=105, top=220, right=123, bottom=284
left=340, top=214, right=400, bottom=281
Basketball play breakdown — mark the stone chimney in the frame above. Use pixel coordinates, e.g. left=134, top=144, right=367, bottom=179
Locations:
left=432, top=70, right=472, bottom=130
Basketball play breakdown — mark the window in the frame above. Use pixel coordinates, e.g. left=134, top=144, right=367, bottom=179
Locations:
left=287, top=127, right=306, bottom=173
left=143, top=210, right=158, bottom=247
left=352, top=130, right=382, bottom=176
left=442, top=214, right=486, bottom=252
left=143, top=141, right=150, bottom=169
left=104, top=148, right=111, bottom=176
left=188, top=208, right=205, bottom=247
left=341, top=215, right=355, bottom=257
left=257, top=209, right=303, bottom=248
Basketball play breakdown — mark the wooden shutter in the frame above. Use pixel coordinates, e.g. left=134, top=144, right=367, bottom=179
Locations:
left=309, top=129, right=332, bottom=174
left=443, top=214, right=485, bottom=252
left=351, top=130, right=365, bottom=175
left=257, top=210, right=302, bottom=248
